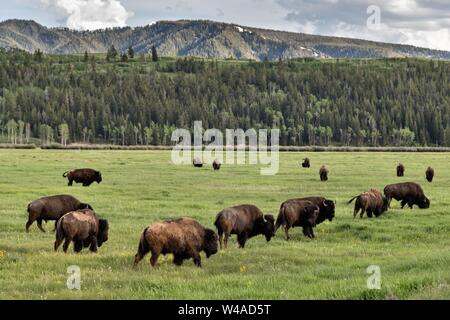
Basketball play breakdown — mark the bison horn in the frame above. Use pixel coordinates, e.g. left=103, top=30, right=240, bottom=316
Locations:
left=323, top=200, right=327, bottom=207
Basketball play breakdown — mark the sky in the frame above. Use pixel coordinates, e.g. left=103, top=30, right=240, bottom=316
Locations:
left=1, top=0, right=449, bottom=51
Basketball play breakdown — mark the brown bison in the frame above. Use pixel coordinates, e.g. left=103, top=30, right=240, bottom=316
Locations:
left=426, top=167, right=434, bottom=182
left=298, top=196, right=336, bottom=224
left=193, top=157, right=203, bottom=168
left=319, top=165, right=328, bottom=181
left=301, top=158, right=310, bottom=168
left=384, top=182, right=430, bottom=209
left=133, top=218, right=218, bottom=268
left=214, top=204, right=275, bottom=249
left=212, top=159, right=221, bottom=170
left=63, top=168, right=102, bottom=186
left=348, top=189, right=389, bottom=218
left=397, top=163, right=405, bottom=177
left=54, top=209, right=109, bottom=253
left=275, top=200, right=319, bottom=240
left=26, top=195, right=93, bottom=232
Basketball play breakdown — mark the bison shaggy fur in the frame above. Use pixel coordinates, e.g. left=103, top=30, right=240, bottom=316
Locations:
left=275, top=200, right=319, bottom=240
left=54, top=209, right=109, bottom=253
left=384, top=182, right=430, bottom=209
left=63, top=168, right=102, bottom=187
left=26, top=195, right=92, bottom=232
left=134, top=218, right=218, bottom=268
left=214, top=204, right=275, bottom=249
left=348, top=189, right=388, bottom=218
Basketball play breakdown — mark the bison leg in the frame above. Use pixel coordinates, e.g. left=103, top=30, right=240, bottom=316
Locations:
left=237, top=232, right=248, bottom=248
left=150, top=251, right=160, bottom=267
left=37, top=219, right=46, bottom=233
left=302, top=227, right=310, bottom=238
left=62, top=238, right=71, bottom=253
left=74, top=241, right=83, bottom=253
left=173, top=254, right=184, bottom=266
left=366, top=210, right=373, bottom=218
left=400, top=200, right=407, bottom=209
left=25, top=218, right=35, bottom=232
left=360, top=208, right=365, bottom=219
left=308, top=226, right=315, bottom=239
left=89, top=236, right=98, bottom=252
left=217, top=230, right=223, bottom=249
left=223, top=232, right=230, bottom=249
left=284, top=226, right=290, bottom=241
left=54, top=237, right=64, bottom=251
left=353, top=206, right=359, bottom=219
left=68, top=179, right=73, bottom=186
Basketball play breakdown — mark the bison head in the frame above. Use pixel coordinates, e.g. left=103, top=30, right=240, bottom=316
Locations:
left=418, top=197, right=430, bottom=209
left=203, top=229, right=219, bottom=258
left=97, top=219, right=109, bottom=247
left=95, top=171, right=102, bottom=183
left=322, top=199, right=336, bottom=221
left=262, top=214, right=275, bottom=242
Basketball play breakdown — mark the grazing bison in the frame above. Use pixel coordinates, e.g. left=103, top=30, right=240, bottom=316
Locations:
left=384, top=182, right=430, bottom=209
left=212, top=159, right=221, bottom=170
left=426, top=167, right=434, bottom=182
left=298, top=196, right=336, bottom=224
left=301, top=158, right=310, bottom=168
left=54, top=209, right=109, bottom=253
left=275, top=200, right=319, bottom=240
left=133, top=218, right=218, bottom=268
left=214, top=204, right=275, bottom=249
left=63, top=168, right=102, bottom=186
left=193, top=157, right=203, bottom=168
left=348, top=189, right=388, bottom=218
left=26, top=195, right=93, bottom=232
left=319, top=165, right=328, bottom=181
left=397, top=163, right=405, bottom=177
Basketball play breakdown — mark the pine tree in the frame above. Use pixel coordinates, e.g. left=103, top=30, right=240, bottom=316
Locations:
left=151, top=46, right=158, bottom=62
left=127, top=46, right=134, bottom=59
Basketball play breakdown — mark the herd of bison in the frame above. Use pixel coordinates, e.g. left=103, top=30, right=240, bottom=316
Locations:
left=24, top=159, right=433, bottom=268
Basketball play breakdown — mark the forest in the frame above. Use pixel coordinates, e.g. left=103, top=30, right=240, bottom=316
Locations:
left=0, top=48, right=449, bottom=146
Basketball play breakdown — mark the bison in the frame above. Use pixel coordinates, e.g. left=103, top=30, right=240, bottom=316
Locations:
left=193, top=157, right=203, bottom=168
left=214, top=204, right=275, bottom=249
left=348, top=189, right=389, bottom=218
left=301, top=158, right=310, bottom=168
left=397, top=163, right=405, bottom=177
left=384, top=182, right=430, bottom=209
left=133, top=218, right=218, bottom=268
left=426, top=167, right=434, bottom=182
left=275, top=200, right=319, bottom=240
left=26, top=195, right=93, bottom=232
left=54, top=209, right=109, bottom=253
left=63, top=168, right=102, bottom=186
left=212, top=159, right=221, bottom=170
left=319, top=165, right=328, bottom=181
left=298, top=196, right=336, bottom=224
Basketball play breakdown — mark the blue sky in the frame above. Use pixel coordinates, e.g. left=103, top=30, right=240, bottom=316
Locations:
left=1, top=0, right=450, bottom=51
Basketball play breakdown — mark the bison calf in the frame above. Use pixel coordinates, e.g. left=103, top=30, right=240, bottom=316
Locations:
left=212, top=159, right=221, bottom=170
left=134, top=218, right=218, bottom=268
left=426, top=167, right=434, bottom=182
left=384, top=182, right=430, bottom=209
left=301, top=158, right=310, bottom=168
left=54, top=209, right=109, bottom=253
left=319, top=165, right=328, bottom=181
left=397, top=163, right=405, bottom=177
left=26, top=195, right=93, bottom=232
left=348, top=189, right=388, bottom=218
left=275, top=200, right=319, bottom=240
left=214, top=204, right=275, bottom=249
left=63, top=168, right=102, bottom=187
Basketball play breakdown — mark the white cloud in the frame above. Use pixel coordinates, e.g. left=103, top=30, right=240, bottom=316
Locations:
left=41, top=0, right=133, bottom=30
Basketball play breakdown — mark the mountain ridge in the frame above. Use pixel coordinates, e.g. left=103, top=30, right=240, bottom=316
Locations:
left=1, top=19, right=450, bottom=60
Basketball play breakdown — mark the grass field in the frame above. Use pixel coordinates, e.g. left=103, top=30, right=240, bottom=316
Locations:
left=1, top=149, right=450, bottom=300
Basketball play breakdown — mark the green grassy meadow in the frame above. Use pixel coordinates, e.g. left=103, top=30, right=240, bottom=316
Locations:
left=0, top=149, right=450, bottom=299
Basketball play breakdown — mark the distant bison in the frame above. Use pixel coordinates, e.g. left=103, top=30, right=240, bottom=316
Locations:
left=301, top=158, right=310, bottom=168
left=275, top=200, right=319, bottom=240
left=26, top=195, right=92, bottom=232
left=214, top=204, right=275, bottom=249
left=212, top=159, right=221, bottom=170
left=384, top=182, right=430, bottom=209
left=319, top=165, right=328, bottom=181
left=396, top=163, right=405, bottom=177
left=426, top=167, right=434, bottom=182
left=348, top=189, right=388, bottom=218
left=133, top=218, right=218, bottom=268
left=54, top=209, right=109, bottom=253
left=193, top=157, right=203, bottom=168
left=63, top=168, right=102, bottom=186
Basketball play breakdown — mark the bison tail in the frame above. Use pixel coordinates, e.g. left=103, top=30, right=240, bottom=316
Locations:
left=347, top=196, right=359, bottom=204
left=55, top=218, right=65, bottom=242
left=275, top=205, right=285, bottom=231
left=62, top=171, right=70, bottom=178
left=137, top=227, right=151, bottom=258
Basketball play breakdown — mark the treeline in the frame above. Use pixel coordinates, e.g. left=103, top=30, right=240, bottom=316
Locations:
left=0, top=48, right=449, bottom=146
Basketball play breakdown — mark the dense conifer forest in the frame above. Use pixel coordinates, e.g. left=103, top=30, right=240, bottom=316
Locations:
left=0, top=48, right=449, bottom=146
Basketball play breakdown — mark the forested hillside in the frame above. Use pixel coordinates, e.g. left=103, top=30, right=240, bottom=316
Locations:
left=0, top=48, right=449, bottom=146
